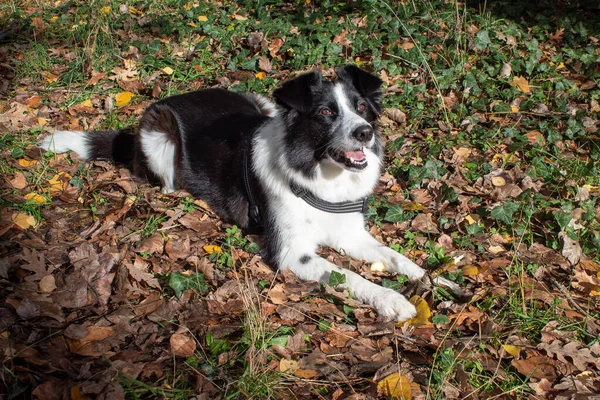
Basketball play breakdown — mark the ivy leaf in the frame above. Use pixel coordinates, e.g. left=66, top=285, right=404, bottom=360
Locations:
left=328, top=271, right=346, bottom=287
left=384, top=205, right=404, bottom=223
left=490, top=202, right=519, bottom=225
left=168, top=272, right=208, bottom=298
left=475, top=30, right=491, bottom=50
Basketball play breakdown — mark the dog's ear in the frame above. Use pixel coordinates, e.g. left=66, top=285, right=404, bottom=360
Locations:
left=336, top=65, right=383, bottom=112
left=273, top=71, right=322, bottom=113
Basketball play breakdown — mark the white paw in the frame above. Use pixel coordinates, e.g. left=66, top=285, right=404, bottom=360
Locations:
left=389, top=256, right=425, bottom=280
left=371, top=289, right=417, bottom=322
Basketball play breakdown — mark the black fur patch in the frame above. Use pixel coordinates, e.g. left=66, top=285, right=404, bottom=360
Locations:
left=299, top=255, right=311, bottom=264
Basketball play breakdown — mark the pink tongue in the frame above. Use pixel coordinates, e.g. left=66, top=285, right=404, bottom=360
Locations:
left=344, top=149, right=366, bottom=161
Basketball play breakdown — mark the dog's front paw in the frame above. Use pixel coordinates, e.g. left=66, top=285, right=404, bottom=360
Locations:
left=371, top=289, right=417, bottom=322
left=388, top=255, right=425, bottom=280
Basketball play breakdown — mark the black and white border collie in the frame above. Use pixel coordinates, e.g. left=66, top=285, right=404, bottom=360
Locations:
left=40, top=65, right=425, bottom=321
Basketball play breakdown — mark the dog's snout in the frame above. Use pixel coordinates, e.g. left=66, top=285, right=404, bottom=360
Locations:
left=352, top=125, right=373, bottom=143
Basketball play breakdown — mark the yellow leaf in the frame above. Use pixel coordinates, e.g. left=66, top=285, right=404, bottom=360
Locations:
left=502, top=344, right=521, bottom=357
left=47, top=172, right=71, bottom=192
left=491, top=176, right=506, bottom=186
left=49, top=16, right=59, bottom=23
left=115, top=91, right=133, bottom=107
left=162, top=66, right=174, bottom=75
left=407, top=296, right=431, bottom=326
left=24, top=193, right=47, bottom=204
left=511, top=106, right=519, bottom=113
left=18, top=159, right=38, bottom=168
left=377, top=373, right=412, bottom=400
left=510, top=76, right=531, bottom=93
left=279, top=358, right=299, bottom=373
left=203, top=245, right=222, bottom=254
left=556, top=62, right=565, bottom=70
left=198, top=15, right=208, bottom=21
left=462, top=265, right=481, bottom=276
left=79, top=99, right=93, bottom=108
left=465, top=214, right=478, bottom=225
left=12, top=213, right=37, bottom=229
left=255, top=71, right=266, bottom=80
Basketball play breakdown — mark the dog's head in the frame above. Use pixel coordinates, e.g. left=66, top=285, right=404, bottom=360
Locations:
left=273, top=65, right=383, bottom=176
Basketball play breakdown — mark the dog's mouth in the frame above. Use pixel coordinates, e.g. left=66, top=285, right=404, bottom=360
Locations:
left=328, top=148, right=368, bottom=170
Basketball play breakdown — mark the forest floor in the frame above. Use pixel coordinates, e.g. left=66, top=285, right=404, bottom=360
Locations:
left=1, top=1, right=599, bottom=399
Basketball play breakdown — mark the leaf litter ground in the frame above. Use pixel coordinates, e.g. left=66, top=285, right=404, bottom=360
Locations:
left=1, top=1, right=600, bottom=399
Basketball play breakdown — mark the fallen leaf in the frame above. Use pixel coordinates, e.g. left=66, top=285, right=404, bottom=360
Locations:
left=502, top=344, right=521, bottom=357
left=115, top=91, right=134, bottom=107
left=510, top=76, right=531, bottom=93
left=499, top=63, right=512, bottom=78
left=408, top=296, right=431, bottom=326
left=294, top=369, right=317, bottom=378
left=559, top=231, right=582, bottom=265
left=377, top=373, right=412, bottom=400
left=12, top=213, right=37, bottom=229
left=258, top=57, right=272, bottom=73
left=198, top=15, right=208, bottom=21
left=255, top=71, right=266, bottom=80
left=491, top=176, right=506, bottom=186
left=400, top=41, right=415, bottom=51
left=462, top=265, right=481, bottom=276
left=161, top=66, right=174, bottom=75
left=24, top=193, right=47, bottom=204
left=526, top=130, right=546, bottom=146
left=25, top=94, right=41, bottom=108
left=170, top=330, right=196, bottom=357
left=39, top=275, right=57, bottom=293
left=203, top=245, right=222, bottom=254
left=512, top=356, right=557, bottom=380
left=268, top=38, right=285, bottom=57
left=9, top=172, right=27, bottom=189
left=18, top=159, right=38, bottom=168
left=279, top=358, right=299, bottom=373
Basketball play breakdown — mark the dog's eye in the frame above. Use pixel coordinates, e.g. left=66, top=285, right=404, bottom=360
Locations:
left=320, top=108, right=335, bottom=116
left=357, top=103, right=367, bottom=112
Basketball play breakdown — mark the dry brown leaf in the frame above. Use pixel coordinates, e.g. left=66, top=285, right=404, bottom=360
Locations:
left=9, top=172, right=27, bottom=189
left=384, top=108, right=407, bottom=125
left=268, top=38, right=284, bottom=57
left=258, top=57, right=272, bottom=73
left=170, top=331, right=196, bottom=357
left=12, top=213, right=37, bottom=229
left=294, top=368, right=317, bottom=378
left=559, top=231, right=582, bottom=265
left=39, top=275, right=57, bottom=293
left=279, top=358, right=299, bottom=373
left=526, top=130, right=546, bottom=145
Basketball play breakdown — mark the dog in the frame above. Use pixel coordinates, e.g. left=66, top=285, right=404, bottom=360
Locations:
left=40, top=65, right=425, bottom=321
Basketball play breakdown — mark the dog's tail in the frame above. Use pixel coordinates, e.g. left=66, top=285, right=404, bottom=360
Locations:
left=39, top=128, right=136, bottom=164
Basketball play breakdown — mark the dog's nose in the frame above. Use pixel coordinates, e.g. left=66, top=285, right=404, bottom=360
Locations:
left=352, top=125, right=373, bottom=143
